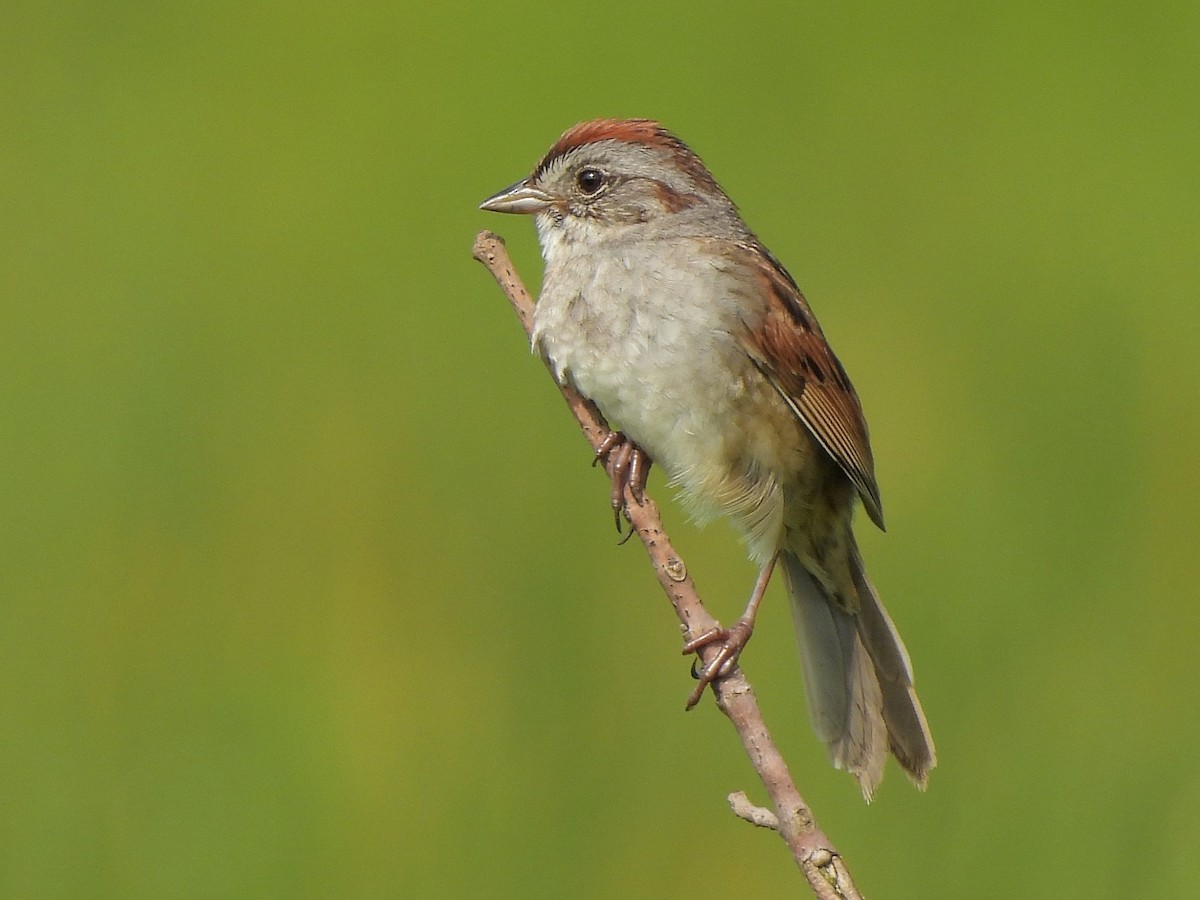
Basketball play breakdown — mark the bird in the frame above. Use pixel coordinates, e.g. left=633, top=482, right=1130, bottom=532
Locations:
left=480, top=118, right=934, bottom=798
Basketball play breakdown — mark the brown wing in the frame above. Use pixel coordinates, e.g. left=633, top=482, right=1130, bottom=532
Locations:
left=738, top=245, right=885, bottom=530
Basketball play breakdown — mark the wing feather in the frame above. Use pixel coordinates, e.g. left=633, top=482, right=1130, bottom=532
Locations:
left=738, top=245, right=885, bottom=530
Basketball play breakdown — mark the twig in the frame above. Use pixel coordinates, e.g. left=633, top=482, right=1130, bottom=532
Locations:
left=473, top=230, right=867, bottom=900
left=728, top=791, right=780, bottom=829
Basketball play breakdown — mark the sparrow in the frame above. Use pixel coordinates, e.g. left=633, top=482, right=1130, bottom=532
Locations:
left=480, top=118, right=934, bottom=797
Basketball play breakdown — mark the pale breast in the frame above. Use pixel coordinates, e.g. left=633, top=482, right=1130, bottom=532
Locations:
left=532, top=237, right=825, bottom=561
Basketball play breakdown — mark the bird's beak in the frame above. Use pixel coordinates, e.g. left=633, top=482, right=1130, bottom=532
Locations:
left=479, top=179, right=554, bottom=215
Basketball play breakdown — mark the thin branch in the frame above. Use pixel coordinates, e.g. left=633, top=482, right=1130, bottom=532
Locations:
left=473, top=230, right=867, bottom=900
left=728, top=791, right=780, bottom=829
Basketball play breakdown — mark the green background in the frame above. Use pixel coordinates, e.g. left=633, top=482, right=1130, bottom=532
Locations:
left=4, top=1, right=1198, bottom=897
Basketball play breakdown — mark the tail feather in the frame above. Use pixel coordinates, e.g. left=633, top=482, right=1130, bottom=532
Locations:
left=848, top=538, right=937, bottom=788
left=782, top=546, right=935, bottom=799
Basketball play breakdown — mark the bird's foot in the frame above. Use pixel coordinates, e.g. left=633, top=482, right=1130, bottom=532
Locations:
left=592, top=431, right=651, bottom=531
left=681, top=617, right=755, bottom=710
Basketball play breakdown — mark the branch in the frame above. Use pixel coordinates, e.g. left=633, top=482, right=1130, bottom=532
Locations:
left=728, top=790, right=780, bottom=829
left=473, top=230, right=866, bottom=900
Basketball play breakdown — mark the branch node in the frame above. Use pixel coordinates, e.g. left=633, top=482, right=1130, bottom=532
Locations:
left=809, top=848, right=833, bottom=867
left=663, top=556, right=687, bottom=582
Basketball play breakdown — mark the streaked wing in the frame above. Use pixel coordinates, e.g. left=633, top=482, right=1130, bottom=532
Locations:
left=737, top=244, right=885, bottom=529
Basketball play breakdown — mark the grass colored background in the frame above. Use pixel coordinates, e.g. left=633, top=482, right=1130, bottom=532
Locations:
left=3, top=1, right=1198, bottom=897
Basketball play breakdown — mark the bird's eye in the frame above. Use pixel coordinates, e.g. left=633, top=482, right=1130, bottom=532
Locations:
left=576, top=168, right=605, bottom=195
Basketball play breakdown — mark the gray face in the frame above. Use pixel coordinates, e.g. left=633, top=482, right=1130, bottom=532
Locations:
left=481, top=138, right=745, bottom=246
left=530, top=140, right=715, bottom=227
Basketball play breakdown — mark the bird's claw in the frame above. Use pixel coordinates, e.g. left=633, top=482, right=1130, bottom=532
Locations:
left=592, top=432, right=651, bottom=532
left=682, top=618, right=756, bottom=710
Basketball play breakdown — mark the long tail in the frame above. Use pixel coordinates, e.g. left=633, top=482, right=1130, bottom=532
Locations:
left=781, top=541, right=936, bottom=800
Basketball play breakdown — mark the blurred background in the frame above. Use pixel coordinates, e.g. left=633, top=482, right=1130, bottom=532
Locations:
left=3, top=1, right=1197, bottom=897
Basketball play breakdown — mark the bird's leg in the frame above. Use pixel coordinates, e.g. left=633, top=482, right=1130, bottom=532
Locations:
left=592, top=431, right=652, bottom=531
left=682, top=554, right=779, bottom=710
